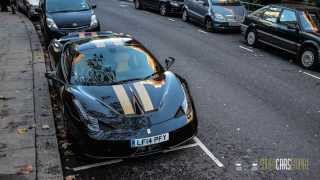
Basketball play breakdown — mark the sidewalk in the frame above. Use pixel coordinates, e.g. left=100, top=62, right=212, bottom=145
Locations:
left=0, top=12, right=63, bottom=180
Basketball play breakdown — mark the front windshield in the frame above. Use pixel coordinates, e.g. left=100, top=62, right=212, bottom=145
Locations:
left=46, top=0, right=90, bottom=13
left=299, top=10, right=320, bottom=32
left=211, top=0, right=240, bottom=5
left=70, top=43, right=162, bottom=86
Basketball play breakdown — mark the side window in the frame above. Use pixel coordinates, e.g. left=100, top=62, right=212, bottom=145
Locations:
left=262, top=7, right=282, bottom=23
left=279, top=9, right=297, bottom=26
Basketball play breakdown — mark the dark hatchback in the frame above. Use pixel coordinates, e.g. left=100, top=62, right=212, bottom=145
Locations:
left=134, top=0, right=184, bottom=16
left=38, top=0, right=100, bottom=42
left=241, top=4, right=320, bottom=69
left=182, top=0, right=247, bottom=32
left=46, top=32, right=198, bottom=158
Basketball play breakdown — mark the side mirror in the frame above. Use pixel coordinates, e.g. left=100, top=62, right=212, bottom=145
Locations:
left=287, top=23, right=299, bottom=32
left=50, top=39, right=63, bottom=53
left=165, top=57, right=175, bottom=70
left=92, top=4, right=97, bottom=9
left=45, top=71, right=65, bottom=85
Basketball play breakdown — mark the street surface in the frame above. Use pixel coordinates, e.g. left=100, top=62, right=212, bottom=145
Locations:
left=39, top=0, right=320, bottom=179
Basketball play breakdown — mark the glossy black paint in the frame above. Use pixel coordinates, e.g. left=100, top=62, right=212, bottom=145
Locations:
left=134, top=0, right=184, bottom=15
left=38, top=0, right=100, bottom=42
left=47, top=32, right=198, bottom=158
left=183, top=0, right=246, bottom=30
left=241, top=4, right=320, bottom=68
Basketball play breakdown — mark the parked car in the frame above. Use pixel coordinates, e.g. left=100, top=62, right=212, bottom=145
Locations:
left=182, top=0, right=247, bottom=32
left=134, top=0, right=184, bottom=16
left=241, top=4, right=320, bottom=69
left=17, top=0, right=39, bottom=18
left=46, top=32, right=198, bottom=158
left=38, top=0, right=100, bottom=42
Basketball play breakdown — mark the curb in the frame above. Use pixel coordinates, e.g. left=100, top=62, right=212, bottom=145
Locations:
left=21, top=13, right=64, bottom=180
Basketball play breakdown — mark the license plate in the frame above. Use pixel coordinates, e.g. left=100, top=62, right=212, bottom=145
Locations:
left=229, top=22, right=241, bottom=27
left=131, top=133, right=169, bottom=148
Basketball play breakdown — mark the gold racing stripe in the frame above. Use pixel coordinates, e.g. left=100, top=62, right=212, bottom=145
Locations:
left=112, top=85, right=135, bottom=115
left=133, top=82, right=154, bottom=112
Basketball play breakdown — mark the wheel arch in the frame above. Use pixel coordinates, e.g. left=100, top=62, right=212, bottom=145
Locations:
left=299, top=41, right=320, bottom=55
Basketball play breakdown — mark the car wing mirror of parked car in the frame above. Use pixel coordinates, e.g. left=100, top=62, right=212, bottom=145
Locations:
left=165, top=57, right=175, bottom=70
left=287, top=23, right=299, bottom=32
left=92, top=4, right=97, bottom=9
left=51, top=39, right=63, bottom=53
left=45, top=71, right=66, bottom=85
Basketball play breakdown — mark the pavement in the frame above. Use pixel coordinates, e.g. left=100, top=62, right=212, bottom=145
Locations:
left=0, top=12, right=63, bottom=180
left=56, top=0, right=320, bottom=179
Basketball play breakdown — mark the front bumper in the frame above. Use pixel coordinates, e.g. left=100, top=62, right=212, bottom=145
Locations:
left=45, top=24, right=100, bottom=41
left=68, top=116, right=198, bottom=158
left=213, top=20, right=242, bottom=31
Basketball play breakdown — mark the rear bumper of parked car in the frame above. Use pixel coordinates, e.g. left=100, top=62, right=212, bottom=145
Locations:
left=169, top=4, right=183, bottom=14
left=67, top=114, right=198, bottom=159
left=45, top=24, right=100, bottom=41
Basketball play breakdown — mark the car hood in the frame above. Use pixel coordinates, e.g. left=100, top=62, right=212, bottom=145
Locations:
left=69, top=72, right=185, bottom=125
left=48, top=10, right=92, bottom=28
left=212, top=5, right=246, bottom=17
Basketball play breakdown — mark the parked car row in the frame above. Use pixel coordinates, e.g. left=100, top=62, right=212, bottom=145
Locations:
left=134, top=0, right=320, bottom=69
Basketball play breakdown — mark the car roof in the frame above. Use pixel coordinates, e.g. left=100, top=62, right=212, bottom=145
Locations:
left=272, top=3, right=320, bottom=11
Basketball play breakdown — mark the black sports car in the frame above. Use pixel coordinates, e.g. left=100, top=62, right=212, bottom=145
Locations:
left=46, top=32, right=198, bottom=158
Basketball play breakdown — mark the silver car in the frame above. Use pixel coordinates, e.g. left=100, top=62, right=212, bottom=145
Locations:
left=182, top=0, right=247, bottom=32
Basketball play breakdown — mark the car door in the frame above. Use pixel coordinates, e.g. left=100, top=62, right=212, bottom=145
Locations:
left=273, top=9, right=300, bottom=54
left=186, top=0, right=199, bottom=19
left=257, top=6, right=282, bottom=45
left=192, top=0, right=208, bottom=22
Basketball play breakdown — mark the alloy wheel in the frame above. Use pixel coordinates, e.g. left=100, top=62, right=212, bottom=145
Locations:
left=247, top=31, right=256, bottom=46
left=160, top=4, right=167, bottom=16
left=301, top=50, right=315, bottom=68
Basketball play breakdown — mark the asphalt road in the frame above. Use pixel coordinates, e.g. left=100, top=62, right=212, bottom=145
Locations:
left=61, top=0, right=320, bottom=179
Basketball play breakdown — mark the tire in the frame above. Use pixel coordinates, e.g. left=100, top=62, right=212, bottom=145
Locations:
left=205, top=18, right=214, bottom=32
left=300, top=47, right=318, bottom=69
left=159, top=3, right=168, bottom=16
left=182, top=9, right=189, bottom=22
left=134, top=0, right=142, bottom=9
left=246, top=29, right=258, bottom=46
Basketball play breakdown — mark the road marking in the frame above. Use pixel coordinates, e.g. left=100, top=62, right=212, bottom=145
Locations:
left=72, top=159, right=123, bottom=171
left=163, top=143, right=198, bottom=153
left=198, top=29, right=208, bottom=34
left=120, top=4, right=128, bottom=7
left=168, top=18, right=176, bottom=22
left=300, top=71, right=320, bottom=80
left=193, top=137, right=224, bottom=168
left=239, top=45, right=254, bottom=53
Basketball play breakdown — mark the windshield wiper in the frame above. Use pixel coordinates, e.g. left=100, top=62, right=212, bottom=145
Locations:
left=143, top=71, right=163, bottom=80
left=111, top=78, right=144, bottom=85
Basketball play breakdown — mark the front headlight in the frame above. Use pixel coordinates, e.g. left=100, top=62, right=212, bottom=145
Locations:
left=181, top=85, right=194, bottom=122
left=46, top=17, right=58, bottom=29
left=170, top=1, right=180, bottom=7
left=214, top=13, right=226, bottom=22
left=90, top=15, right=98, bottom=27
left=73, top=99, right=104, bottom=139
